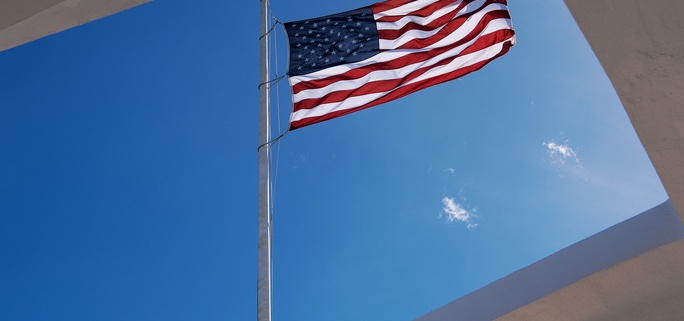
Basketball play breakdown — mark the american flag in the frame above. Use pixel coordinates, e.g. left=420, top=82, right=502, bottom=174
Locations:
left=284, top=0, right=515, bottom=130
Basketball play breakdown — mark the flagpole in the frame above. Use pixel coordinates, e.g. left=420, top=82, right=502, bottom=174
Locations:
left=257, top=0, right=272, bottom=320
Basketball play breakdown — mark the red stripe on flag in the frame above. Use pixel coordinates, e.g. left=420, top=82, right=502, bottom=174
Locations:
left=375, top=0, right=463, bottom=19
left=369, top=0, right=438, bottom=14
left=292, top=29, right=514, bottom=113
left=286, top=0, right=515, bottom=130
left=291, top=10, right=510, bottom=96
left=390, top=6, right=509, bottom=50
left=290, top=36, right=512, bottom=129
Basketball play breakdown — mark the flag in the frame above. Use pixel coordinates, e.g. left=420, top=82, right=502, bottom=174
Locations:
left=284, top=0, right=515, bottom=130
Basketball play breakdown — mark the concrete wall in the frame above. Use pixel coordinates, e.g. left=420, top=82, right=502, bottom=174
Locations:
left=563, top=0, right=684, bottom=223
left=416, top=1, right=684, bottom=319
left=415, top=201, right=684, bottom=320
left=0, top=0, right=150, bottom=52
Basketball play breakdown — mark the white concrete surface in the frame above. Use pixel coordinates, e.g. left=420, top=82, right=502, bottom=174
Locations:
left=497, top=239, right=684, bottom=320
left=415, top=201, right=684, bottom=321
left=0, top=0, right=150, bottom=52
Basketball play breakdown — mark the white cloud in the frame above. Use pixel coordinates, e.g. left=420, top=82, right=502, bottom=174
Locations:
left=440, top=197, right=477, bottom=230
left=445, top=167, right=455, bottom=174
left=543, top=140, right=580, bottom=164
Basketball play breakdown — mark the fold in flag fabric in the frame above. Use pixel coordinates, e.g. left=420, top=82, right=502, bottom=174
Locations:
left=284, top=0, right=515, bottom=130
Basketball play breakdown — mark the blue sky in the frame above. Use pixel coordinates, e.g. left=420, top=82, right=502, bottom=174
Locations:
left=0, top=1, right=667, bottom=320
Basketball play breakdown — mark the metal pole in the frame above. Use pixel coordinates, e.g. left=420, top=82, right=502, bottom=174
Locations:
left=257, top=0, right=272, bottom=320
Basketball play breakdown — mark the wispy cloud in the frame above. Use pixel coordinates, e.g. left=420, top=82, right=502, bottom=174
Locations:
left=440, top=197, right=477, bottom=230
left=543, top=140, right=580, bottom=164
left=444, top=167, right=455, bottom=174
left=290, top=152, right=312, bottom=169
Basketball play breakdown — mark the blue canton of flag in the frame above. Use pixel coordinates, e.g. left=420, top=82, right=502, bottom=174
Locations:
left=284, top=7, right=380, bottom=77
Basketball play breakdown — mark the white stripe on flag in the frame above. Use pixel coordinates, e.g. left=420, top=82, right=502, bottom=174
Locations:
left=377, top=2, right=505, bottom=49
left=290, top=37, right=511, bottom=123
left=373, top=0, right=443, bottom=19
left=289, top=4, right=508, bottom=88
left=291, top=17, right=512, bottom=103
left=374, top=1, right=464, bottom=31
left=285, top=0, right=515, bottom=129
